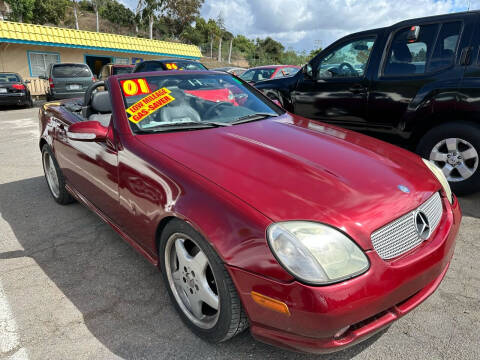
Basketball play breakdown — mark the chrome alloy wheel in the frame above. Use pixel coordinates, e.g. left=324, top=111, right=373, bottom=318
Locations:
left=429, top=137, right=479, bottom=182
left=42, top=150, right=60, bottom=198
left=164, top=233, right=220, bottom=329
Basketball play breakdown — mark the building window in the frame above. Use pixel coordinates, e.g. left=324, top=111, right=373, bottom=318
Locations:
left=114, top=57, right=129, bottom=65
left=28, top=51, right=60, bottom=77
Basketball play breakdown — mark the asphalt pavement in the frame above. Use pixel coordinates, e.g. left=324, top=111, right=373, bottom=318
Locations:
left=0, top=106, right=479, bottom=360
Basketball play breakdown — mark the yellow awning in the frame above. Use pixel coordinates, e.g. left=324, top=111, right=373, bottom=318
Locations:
left=0, top=21, right=202, bottom=59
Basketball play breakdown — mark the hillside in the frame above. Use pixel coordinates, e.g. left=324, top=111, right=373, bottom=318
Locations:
left=59, top=7, right=248, bottom=69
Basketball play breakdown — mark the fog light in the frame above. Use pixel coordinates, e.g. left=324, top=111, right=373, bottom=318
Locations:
left=251, top=291, right=290, bottom=316
left=334, top=326, right=350, bottom=339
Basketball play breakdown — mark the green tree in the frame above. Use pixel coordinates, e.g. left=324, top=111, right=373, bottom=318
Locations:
left=5, top=0, right=34, bottom=23
left=99, top=0, right=135, bottom=28
left=32, top=0, right=69, bottom=25
left=141, top=0, right=167, bottom=39
left=164, top=0, right=204, bottom=37
left=309, top=47, right=323, bottom=58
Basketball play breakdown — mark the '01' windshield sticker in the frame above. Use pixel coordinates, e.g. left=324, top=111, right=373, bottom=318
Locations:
left=121, top=78, right=151, bottom=97
left=126, top=87, right=175, bottom=124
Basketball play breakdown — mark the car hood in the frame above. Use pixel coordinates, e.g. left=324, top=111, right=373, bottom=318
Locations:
left=137, top=114, right=441, bottom=249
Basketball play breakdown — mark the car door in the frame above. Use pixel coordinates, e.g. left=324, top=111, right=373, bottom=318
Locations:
left=368, top=16, right=472, bottom=133
left=53, top=95, right=120, bottom=224
left=292, top=35, right=377, bottom=125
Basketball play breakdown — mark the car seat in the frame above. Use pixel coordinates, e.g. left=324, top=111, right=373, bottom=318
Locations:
left=384, top=42, right=417, bottom=75
left=88, top=91, right=112, bottom=127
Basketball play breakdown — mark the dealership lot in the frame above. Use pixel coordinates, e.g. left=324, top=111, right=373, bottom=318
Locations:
left=0, top=106, right=479, bottom=360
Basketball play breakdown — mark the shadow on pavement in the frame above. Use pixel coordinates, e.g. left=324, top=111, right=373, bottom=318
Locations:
left=0, top=176, right=387, bottom=359
left=458, top=192, right=480, bottom=219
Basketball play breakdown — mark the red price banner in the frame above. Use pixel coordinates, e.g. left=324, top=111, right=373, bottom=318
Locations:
left=120, top=78, right=151, bottom=97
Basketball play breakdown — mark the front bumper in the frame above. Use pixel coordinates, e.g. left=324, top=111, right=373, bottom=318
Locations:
left=228, top=196, right=461, bottom=354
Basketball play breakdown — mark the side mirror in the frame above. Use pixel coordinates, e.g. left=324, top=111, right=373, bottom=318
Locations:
left=24, top=80, right=31, bottom=84
left=67, top=121, right=108, bottom=142
left=39, top=75, right=47, bottom=80
left=303, top=64, right=313, bottom=78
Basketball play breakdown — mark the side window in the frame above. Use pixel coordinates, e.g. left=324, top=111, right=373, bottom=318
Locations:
left=316, top=37, right=375, bottom=79
left=429, top=22, right=462, bottom=72
left=384, top=24, right=438, bottom=76
left=273, top=68, right=288, bottom=78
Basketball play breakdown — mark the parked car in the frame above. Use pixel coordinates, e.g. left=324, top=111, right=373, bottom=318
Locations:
left=133, top=59, right=208, bottom=73
left=0, top=72, right=33, bottom=107
left=212, top=67, right=247, bottom=76
left=98, top=63, right=134, bottom=80
left=240, top=65, right=301, bottom=84
left=256, top=11, right=480, bottom=195
left=41, top=63, right=94, bottom=101
left=39, top=70, right=460, bottom=353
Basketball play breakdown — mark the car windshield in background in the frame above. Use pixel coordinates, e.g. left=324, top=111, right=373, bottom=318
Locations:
left=240, top=68, right=276, bottom=82
left=165, top=61, right=207, bottom=71
left=119, top=73, right=280, bottom=133
left=52, top=64, right=91, bottom=78
left=0, top=74, right=20, bottom=82
left=113, top=67, right=133, bottom=75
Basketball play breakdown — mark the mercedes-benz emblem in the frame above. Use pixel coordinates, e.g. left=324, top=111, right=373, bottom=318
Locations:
left=414, top=211, right=431, bottom=240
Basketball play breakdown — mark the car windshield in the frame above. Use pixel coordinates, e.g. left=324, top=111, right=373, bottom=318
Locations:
left=113, top=67, right=133, bottom=75
left=0, top=74, right=20, bottom=82
left=240, top=68, right=276, bottom=82
left=120, top=73, right=281, bottom=133
left=164, top=61, right=207, bottom=71
left=52, top=64, right=91, bottom=78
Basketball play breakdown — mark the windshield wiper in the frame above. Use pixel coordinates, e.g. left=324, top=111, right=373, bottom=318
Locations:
left=135, top=120, right=231, bottom=133
left=232, top=112, right=277, bottom=124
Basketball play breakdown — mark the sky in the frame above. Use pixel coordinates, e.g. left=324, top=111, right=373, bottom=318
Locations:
left=120, top=0, right=480, bottom=53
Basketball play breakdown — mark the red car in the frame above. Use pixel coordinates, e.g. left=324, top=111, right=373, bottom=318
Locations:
left=240, top=65, right=301, bottom=84
left=39, top=71, right=460, bottom=354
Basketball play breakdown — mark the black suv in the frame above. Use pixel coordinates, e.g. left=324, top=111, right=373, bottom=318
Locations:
left=132, top=59, right=208, bottom=73
left=256, top=11, right=480, bottom=194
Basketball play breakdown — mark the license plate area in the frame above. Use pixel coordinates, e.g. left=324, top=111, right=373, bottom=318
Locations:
left=0, top=88, right=7, bottom=93
left=67, top=84, right=81, bottom=90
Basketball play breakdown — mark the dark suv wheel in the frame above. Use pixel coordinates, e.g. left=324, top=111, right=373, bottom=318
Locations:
left=417, top=122, right=480, bottom=195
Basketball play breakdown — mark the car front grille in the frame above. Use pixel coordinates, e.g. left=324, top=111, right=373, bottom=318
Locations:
left=371, top=192, right=443, bottom=260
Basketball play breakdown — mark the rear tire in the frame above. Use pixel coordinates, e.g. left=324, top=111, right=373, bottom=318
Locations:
left=41, top=144, right=75, bottom=205
left=158, top=219, right=248, bottom=343
left=417, top=122, right=480, bottom=195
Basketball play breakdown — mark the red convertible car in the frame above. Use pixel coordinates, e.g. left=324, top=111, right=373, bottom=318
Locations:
left=39, top=71, right=460, bottom=354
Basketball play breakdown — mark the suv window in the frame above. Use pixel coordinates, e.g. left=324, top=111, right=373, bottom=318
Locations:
left=384, top=24, right=438, bottom=76
left=52, top=64, right=92, bottom=78
left=428, top=21, right=462, bottom=72
left=316, top=37, right=375, bottom=79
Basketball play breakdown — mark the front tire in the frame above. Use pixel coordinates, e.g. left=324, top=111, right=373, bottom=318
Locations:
left=41, top=145, right=75, bottom=205
left=417, top=122, right=480, bottom=195
left=159, top=219, right=248, bottom=342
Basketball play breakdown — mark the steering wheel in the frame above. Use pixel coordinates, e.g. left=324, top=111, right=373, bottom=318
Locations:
left=338, top=62, right=358, bottom=77
left=204, top=101, right=233, bottom=119
left=82, top=81, right=105, bottom=118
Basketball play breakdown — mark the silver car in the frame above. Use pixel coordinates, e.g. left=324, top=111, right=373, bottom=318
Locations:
left=41, top=63, right=94, bottom=101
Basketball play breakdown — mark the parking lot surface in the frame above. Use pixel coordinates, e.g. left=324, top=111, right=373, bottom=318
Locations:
left=0, top=106, right=479, bottom=360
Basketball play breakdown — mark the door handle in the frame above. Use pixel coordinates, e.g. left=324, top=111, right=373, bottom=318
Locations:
left=349, top=85, right=367, bottom=94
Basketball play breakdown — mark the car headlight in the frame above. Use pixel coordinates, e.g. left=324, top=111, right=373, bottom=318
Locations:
left=267, top=221, right=369, bottom=285
left=422, top=159, right=453, bottom=204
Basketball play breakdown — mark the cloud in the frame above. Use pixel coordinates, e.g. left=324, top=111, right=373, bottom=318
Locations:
left=201, top=0, right=476, bottom=51
left=121, top=0, right=479, bottom=52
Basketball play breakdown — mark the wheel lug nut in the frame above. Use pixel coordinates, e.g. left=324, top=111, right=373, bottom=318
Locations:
left=183, top=277, right=186, bottom=283
left=191, top=270, right=195, bottom=277
left=184, top=266, right=187, bottom=272
left=195, top=284, right=199, bottom=291
left=189, top=288, right=193, bottom=294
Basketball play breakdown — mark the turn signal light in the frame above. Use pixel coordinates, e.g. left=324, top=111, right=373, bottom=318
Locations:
left=49, top=77, right=54, bottom=88
left=12, top=84, right=25, bottom=90
left=251, top=291, right=290, bottom=316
